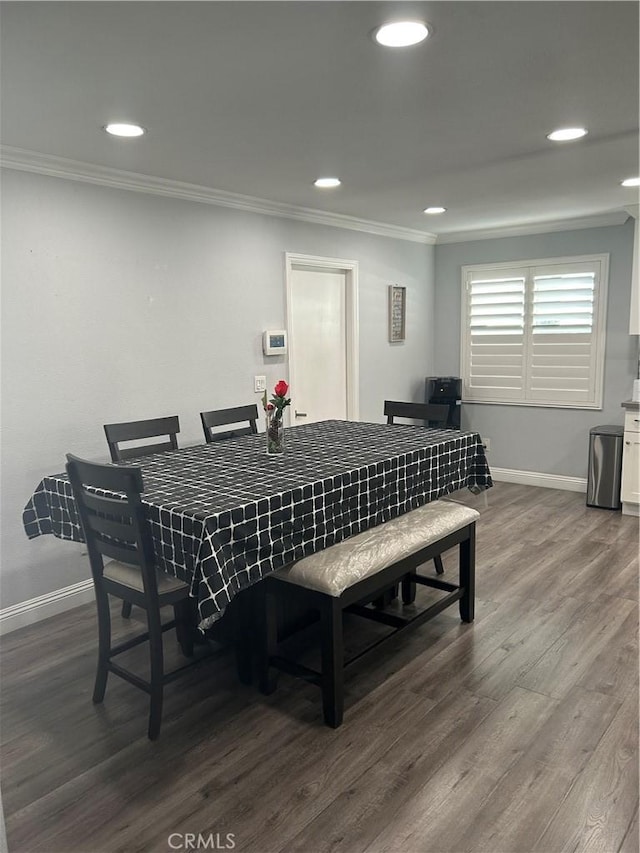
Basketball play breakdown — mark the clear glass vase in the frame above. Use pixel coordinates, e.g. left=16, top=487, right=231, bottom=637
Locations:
left=266, top=411, right=284, bottom=454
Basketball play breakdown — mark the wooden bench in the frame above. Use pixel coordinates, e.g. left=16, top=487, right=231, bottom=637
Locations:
left=257, top=500, right=479, bottom=727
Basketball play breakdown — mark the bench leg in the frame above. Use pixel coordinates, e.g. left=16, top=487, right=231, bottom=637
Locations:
left=401, top=575, right=416, bottom=604
left=459, top=525, right=476, bottom=623
left=403, top=551, right=444, bottom=603
left=257, top=582, right=279, bottom=695
left=320, top=599, right=344, bottom=728
left=374, top=584, right=399, bottom=608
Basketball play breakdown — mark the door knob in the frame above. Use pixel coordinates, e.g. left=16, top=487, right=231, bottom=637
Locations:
left=295, top=410, right=308, bottom=418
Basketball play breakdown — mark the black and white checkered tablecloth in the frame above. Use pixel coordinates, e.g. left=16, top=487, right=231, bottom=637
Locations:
left=23, top=420, right=492, bottom=629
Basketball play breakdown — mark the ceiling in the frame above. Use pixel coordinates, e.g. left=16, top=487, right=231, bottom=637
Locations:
left=1, top=1, right=638, bottom=240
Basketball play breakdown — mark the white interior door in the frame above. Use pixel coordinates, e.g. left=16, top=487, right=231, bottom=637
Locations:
left=286, top=255, right=359, bottom=426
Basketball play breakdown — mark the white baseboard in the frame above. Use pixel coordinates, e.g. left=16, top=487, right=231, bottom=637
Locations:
left=491, top=467, right=587, bottom=493
left=0, top=579, right=94, bottom=636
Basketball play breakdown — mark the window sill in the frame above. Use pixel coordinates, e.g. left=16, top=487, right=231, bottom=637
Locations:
left=462, top=399, right=603, bottom=411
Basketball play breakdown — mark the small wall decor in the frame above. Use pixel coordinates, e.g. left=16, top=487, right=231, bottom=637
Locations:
left=388, top=285, right=406, bottom=342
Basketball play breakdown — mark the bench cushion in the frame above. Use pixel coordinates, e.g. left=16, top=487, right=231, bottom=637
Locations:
left=274, top=500, right=479, bottom=597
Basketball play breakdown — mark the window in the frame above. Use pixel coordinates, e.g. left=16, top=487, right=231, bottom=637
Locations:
left=460, top=254, right=609, bottom=409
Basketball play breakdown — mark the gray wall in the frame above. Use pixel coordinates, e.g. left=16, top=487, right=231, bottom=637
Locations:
left=433, top=220, right=637, bottom=476
left=1, top=169, right=434, bottom=609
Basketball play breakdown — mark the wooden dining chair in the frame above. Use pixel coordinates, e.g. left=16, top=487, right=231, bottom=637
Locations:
left=384, top=400, right=450, bottom=429
left=103, top=416, right=180, bottom=618
left=383, top=400, right=450, bottom=580
left=104, top=416, right=180, bottom=462
left=65, top=454, right=197, bottom=740
left=200, top=404, right=259, bottom=443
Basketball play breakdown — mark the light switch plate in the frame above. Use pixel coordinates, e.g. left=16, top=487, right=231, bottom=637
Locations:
left=254, top=375, right=267, bottom=393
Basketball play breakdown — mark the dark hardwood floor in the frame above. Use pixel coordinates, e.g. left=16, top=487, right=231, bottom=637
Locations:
left=1, top=483, right=638, bottom=853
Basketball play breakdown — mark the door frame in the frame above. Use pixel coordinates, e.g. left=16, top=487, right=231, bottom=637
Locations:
left=284, top=252, right=360, bottom=421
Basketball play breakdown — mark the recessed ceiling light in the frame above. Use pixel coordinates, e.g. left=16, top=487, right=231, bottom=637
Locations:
left=104, top=123, right=146, bottom=138
left=546, top=127, right=588, bottom=142
left=374, top=21, right=430, bottom=47
left=314, top=177, right=341, bottom=188
left=621, top=177, right=640, bottom=187
left=424, top=206, right=446, bottom=214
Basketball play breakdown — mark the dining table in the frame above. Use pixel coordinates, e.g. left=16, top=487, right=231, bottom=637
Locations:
left=23, top=419, right=492, bottom=631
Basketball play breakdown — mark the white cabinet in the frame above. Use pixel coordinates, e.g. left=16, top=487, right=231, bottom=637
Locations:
left=621, top=409, right=640, bottom=515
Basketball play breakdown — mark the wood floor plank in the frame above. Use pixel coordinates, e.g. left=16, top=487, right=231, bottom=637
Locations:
left=533, top=691, right=639, bottom=853
left=606, top=553, right=640, bottom=603
left=272, top=688, right=498, bottom=853
left=619, top=807, right=639, bottom=853
left=516, top=594, right=636, bottom=699
left=460, top=593, right=584, bottom=700
left=404, top=594, right=581, bottom=705
left=363, top=686, right=559, bottom=853
left=576, top=609, right=639, bottom=701
left=445, top=687, right=622, bottom=853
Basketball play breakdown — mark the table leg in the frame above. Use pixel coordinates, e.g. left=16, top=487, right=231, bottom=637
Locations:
left=234, top=588, right=254, bottom=685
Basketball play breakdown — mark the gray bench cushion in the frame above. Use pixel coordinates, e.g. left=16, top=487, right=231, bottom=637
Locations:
left=274, top=499, right=480, bottom=597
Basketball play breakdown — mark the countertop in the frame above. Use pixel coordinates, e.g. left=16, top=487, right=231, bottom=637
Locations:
left=622, top=400, right=640, bottom=410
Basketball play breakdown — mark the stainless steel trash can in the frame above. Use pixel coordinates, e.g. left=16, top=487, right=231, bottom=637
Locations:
left=586, top=425, right=624, bottom=509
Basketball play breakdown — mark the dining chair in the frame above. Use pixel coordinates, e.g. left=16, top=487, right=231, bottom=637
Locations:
left=104, top=415, right=180, bottom=462
left=384, top=400, right=450, bottom=428
left=65, top=454, right=197, bottom=740
left=200, top=404, right=259, bottom=443
left=103, top=415, right=180, bottom=618
left=383, top=400, right=450, bottom=579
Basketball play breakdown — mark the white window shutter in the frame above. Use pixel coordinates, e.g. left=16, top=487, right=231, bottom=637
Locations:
left=462, top=269, right=526, bottom=401
left=461, top=255, right=608, bottom=409
left=527, top=269, right=597, bottom=404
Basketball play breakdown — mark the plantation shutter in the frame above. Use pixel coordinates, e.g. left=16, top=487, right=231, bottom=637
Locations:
left=527, top=265, right=598, bottom=404
left=462, top=269, right=526, bottom=401
left=461, top=256, right=608, bottom=409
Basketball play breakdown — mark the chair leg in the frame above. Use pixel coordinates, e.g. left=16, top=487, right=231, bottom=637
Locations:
left=320, top=598, right=344, bottom=728
left=434, top=554, right=445, bottom=575
left=459, top=525, right=476, bottom=624
left=92, top=588, right=111, bottom=704
left=121, top=601, right=133, bottom=619
left=147, top=606, right=165, bottom=741
left=258, top=582, right=279, bottom=695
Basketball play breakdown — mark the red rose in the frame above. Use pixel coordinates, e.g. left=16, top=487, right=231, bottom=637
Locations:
left=266, top=403, right=274, bottom=411
left=274, top=380, right=288, bottom=397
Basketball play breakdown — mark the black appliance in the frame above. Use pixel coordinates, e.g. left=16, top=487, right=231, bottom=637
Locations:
left=425, top=376, right=461, bottom=429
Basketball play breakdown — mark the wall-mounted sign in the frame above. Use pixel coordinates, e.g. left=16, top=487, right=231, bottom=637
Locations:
left=389, top=285, right=406, bottom=342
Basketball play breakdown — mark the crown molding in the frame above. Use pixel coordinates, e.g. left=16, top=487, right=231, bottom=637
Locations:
left=2, top=145, right=630, bottom=246
left=435, top=211, right=630, bottom=244
left=0, top=146, right=437, bottom=245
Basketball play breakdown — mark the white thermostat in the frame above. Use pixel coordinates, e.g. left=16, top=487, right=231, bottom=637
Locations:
left=262, top=330, right=288, bottom=356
